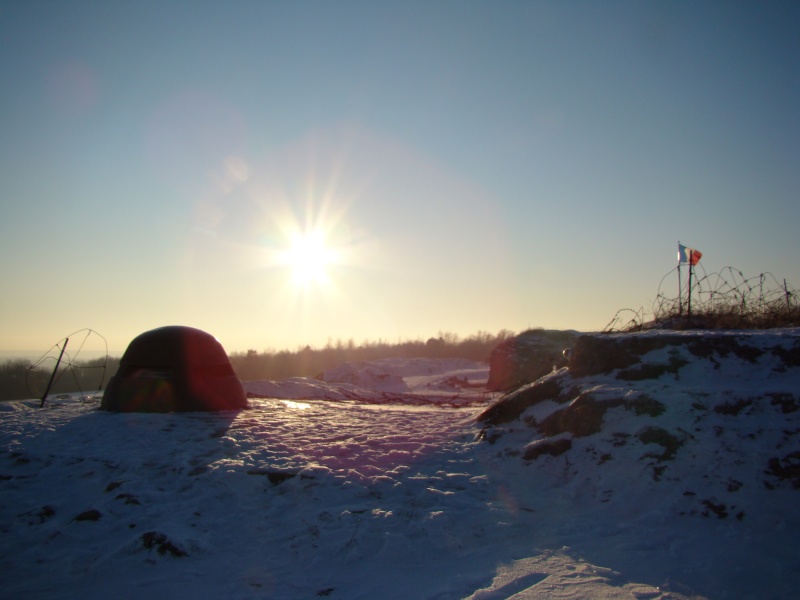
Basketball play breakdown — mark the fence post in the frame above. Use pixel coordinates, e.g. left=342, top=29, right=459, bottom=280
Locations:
left=40, top=338, right=68, bottom=408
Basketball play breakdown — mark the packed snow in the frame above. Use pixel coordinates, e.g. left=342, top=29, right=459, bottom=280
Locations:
left=1, top=336, right=799, bottom=599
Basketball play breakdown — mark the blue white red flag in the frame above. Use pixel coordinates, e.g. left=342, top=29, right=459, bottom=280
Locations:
left=678, top=243, right=702, bottom=266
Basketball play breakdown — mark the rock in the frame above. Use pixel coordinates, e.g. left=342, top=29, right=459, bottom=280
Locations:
left=487, top=329, right=579, bottom=391
left=140, top=531, right=188, bottom=557
left=74, top=509, right=102, bottom=522
left=523, top=437, right=573, bottom=461
left=538, top=393, right=626, bottom=438
left=477, top=374, right=573, bottom=425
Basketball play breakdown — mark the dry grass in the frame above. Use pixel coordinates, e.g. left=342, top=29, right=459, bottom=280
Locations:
left=648, top=302, right=800, bottom=331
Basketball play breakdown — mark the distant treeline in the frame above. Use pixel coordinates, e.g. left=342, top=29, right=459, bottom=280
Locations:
left=0, top=356, right=119, bottom=402
left=0, top=330, right=516, bottom=401
left=229, top=330, right=515, bottom=381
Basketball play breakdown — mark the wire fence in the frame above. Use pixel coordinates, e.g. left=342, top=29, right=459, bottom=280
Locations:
left=26, top=328, right=110, bottom=404
left=605, top=266, right=799, bottom=332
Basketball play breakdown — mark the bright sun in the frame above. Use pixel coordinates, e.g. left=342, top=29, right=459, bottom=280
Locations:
left=283, top=230, right=338, bottom=286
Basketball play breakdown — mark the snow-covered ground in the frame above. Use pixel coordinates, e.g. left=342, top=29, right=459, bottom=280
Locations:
left=1, top=336, right=799, bottom=599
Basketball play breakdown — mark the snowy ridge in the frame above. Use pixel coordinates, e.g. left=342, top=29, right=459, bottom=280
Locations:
left=477, top=328, right=800, bottom=598
left=1, top=332, right=799, bottom=598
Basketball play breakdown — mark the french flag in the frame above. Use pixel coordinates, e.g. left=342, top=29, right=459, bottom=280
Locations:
left=678, top=243, right=702, bottom=266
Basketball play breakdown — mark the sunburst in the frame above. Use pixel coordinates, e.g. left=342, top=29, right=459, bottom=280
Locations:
left=282, top=229, right=339, bottom=286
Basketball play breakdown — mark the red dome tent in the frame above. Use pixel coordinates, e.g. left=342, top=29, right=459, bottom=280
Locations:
left=101, top=326, right=247, bottom=412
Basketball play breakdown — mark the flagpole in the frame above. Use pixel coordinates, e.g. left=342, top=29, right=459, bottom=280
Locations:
left=677, top=242, right=682, bottom=317
left=687, top=250, right=693, bottom=321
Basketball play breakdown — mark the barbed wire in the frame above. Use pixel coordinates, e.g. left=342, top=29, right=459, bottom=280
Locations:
left=605, top=266, right=798, bottom=332
left=603, top=307, right=646, bottom=333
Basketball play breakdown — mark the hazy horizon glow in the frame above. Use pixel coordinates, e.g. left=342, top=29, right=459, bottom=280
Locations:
left=1, top=1, right=798, bottom=356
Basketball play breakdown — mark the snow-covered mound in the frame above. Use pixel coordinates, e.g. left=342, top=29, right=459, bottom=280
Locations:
left=477, top=328, right=800, bottom=598
left=243, top=357, right=491, bottom=406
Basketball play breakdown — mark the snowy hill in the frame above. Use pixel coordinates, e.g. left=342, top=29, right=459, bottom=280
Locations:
left=1, top=331, right=799, bottom=599
left=477, top=329, right=800, bottom=598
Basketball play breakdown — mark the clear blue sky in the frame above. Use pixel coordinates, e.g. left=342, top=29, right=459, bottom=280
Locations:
left=1, top=1, right=798, bottom=355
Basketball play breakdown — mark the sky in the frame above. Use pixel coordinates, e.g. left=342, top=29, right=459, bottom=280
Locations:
left=1, top=1, right=798, bottom=357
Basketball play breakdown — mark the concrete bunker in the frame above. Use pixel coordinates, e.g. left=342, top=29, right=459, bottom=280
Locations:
left=101, top=326, right=247, bottom=412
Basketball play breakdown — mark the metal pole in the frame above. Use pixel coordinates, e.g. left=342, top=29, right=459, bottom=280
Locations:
left=786, top=279, right=792, bottom=310
left=687, top=252, right=693, bottom=321
left=40, top=338, right=68, bottom=408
